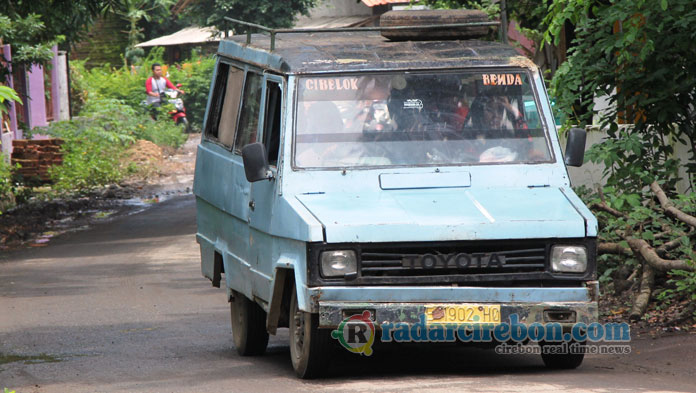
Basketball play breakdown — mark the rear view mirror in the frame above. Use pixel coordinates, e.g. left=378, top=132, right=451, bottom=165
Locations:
left=242, top=142, right=273, bottom=182
left=564, top=128, right=587, bottom=167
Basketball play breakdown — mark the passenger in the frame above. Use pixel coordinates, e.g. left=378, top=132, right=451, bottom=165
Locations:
left=463, top=95, right=530, bottom=162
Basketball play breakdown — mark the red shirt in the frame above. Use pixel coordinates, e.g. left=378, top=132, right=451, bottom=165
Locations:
left=145, top=76, right=175, bottom=95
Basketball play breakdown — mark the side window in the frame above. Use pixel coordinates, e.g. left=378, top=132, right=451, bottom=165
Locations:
left=234, top=72, right=263, bottom=154
left=218, top=67, right=244, bottom=146
left=203, top=63, right=228, bottom=140
left=204, top=63, right=244, bottom=147
left=263, top=80, right=282, bottom=167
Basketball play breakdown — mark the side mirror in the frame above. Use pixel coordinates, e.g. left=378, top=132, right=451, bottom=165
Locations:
left=564, top=127, right=587, bottom=167
left=242, top=142, right=273, bottom=182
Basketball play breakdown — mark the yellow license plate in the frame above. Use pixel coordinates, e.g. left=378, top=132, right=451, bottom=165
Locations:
left=425, top=304, right=501, bottom=325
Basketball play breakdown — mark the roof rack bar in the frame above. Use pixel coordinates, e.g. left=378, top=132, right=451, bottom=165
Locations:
left=273, top=22, right=500, bottom=34
left=223, top=17, right=500, bottom=51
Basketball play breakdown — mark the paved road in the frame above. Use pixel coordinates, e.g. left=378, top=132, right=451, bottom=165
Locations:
left=1, top=195, right=694, bottom=392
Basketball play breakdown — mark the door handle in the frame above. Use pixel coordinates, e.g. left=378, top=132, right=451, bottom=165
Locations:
left=249, top=200, right=255, bottom=211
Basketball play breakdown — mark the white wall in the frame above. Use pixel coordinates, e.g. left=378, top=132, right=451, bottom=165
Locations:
left=306, top=0, right=372, bottom=18
left=561, top=127, right=693, bottom=193
left=57, top=52, right=70, bottom=121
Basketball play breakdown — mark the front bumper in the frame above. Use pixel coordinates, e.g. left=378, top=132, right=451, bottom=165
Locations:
left=314, top=282, right=598, bottom=328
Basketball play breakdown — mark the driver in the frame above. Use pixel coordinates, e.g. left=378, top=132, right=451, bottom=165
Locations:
left=145, top=63, right=184, bottom=118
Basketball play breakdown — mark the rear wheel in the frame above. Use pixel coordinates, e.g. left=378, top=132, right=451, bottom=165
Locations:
left=230, top=290, right=269, bottom=356
left=540, top=341, right=585, bottom=369
left=289, top=289, right=330, bottom=379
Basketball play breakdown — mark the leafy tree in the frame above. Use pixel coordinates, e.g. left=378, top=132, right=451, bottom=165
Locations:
left=108, top=0, right=176, bottom=65
left=0, top=1, right=114, bottom=49
left=0, top=1, right=119, bottom=80
left=546, top=0, right=696, bottom=191
left=180, top=0, right=317, bottom=30
left=546, top=0, right=696, bottom=323
left=0, top=85, right=21, bottom=116
left=0, top=13, right=63, bottom=80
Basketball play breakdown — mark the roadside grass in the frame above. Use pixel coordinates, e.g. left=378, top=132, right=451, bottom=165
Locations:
left=0, top=98, right=186, bottom=216
left=42, top=98, right=186, bottom=194
left=1, top=48, right=212, bottom=215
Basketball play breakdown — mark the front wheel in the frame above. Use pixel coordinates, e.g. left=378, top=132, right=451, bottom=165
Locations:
left=289, top=289, right=330, bottom=379
left=230, top=290, right=269, bottom=356
left=177, top=116, right=191, bottom=133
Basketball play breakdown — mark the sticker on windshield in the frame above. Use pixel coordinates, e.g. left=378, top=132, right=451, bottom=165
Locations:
left=482, top=74, right=523, bottom=86
left=403, top=99, right=423, bottom=109
left=304, top=77, right=359, bottom=91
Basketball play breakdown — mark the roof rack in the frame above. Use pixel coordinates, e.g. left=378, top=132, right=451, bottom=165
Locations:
left=222, top=17, right=501, bottom=52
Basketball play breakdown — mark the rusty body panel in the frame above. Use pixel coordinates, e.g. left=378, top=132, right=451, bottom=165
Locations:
left=319, top=301, right=598, bottom=328
left=219, top=33, right=529, bottom=75
left=317, top=282, right=599, bottom=328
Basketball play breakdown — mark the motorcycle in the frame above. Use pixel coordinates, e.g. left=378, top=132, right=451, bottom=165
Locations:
left=160, top=84, right=191, bottom=133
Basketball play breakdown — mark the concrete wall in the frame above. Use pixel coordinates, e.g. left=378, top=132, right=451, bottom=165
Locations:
left=51, top=46, right=61, bottom=121
left=307, top=0, right=372, bottom=18
left=563, top=129, right=609, bottom=190
left=56, top=51, right=70, bottom=121
left=561, top=127, right=693, bottom=193
left=26, top=63, right=48, bottom=129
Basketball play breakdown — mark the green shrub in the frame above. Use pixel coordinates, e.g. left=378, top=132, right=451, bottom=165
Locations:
left=138, top=116, right=188, bottom=147
left=168, top=54, right=216, bottom=130
left=0, top=154, right=16, bottom=213
left=69, top=60, right=90, bottom=116
left=41, top=98, right=184, bottom=193
left=79, top=47, right=215, bottom=132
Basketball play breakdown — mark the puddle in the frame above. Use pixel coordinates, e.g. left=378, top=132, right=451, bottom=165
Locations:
left=0, top=352, right=62, bottom=366
left=94, top=211, right=115, bottom=219
left=1, top=186, right=194, bottom=251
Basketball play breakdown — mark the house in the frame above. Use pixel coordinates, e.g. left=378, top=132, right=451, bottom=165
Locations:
left=135, top=26, right=220, bottom=64
left=1, top=45, right=70, bottom=156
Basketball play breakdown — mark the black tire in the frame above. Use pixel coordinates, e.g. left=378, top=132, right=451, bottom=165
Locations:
left=177, top=116, right=191, bottom=133
left=230, top=290, right=269, bottom=356
left=289, top=289, right=330, bottom=379
left=540, top=341, right=585, bottom=369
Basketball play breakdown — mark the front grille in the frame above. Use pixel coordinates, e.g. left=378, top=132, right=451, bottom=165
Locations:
left=360, top=244, right=546, bottom=277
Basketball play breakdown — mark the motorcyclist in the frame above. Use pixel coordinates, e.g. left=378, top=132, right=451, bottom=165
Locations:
left=145, top=63, right=184, bottom=119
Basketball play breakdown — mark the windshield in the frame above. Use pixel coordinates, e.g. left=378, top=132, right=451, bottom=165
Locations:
left=294, top=71, right=553, bottom=168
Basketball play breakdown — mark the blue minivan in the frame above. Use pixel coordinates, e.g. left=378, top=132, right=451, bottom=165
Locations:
left=194, top=12, right=597, bottom=378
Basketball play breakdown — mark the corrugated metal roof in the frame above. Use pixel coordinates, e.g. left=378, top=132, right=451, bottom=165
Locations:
left=137, top=17, right=374, bottom=48
left=361, top=0, right=410, bottom=6
left=135, top=27, right=220, bottom=48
